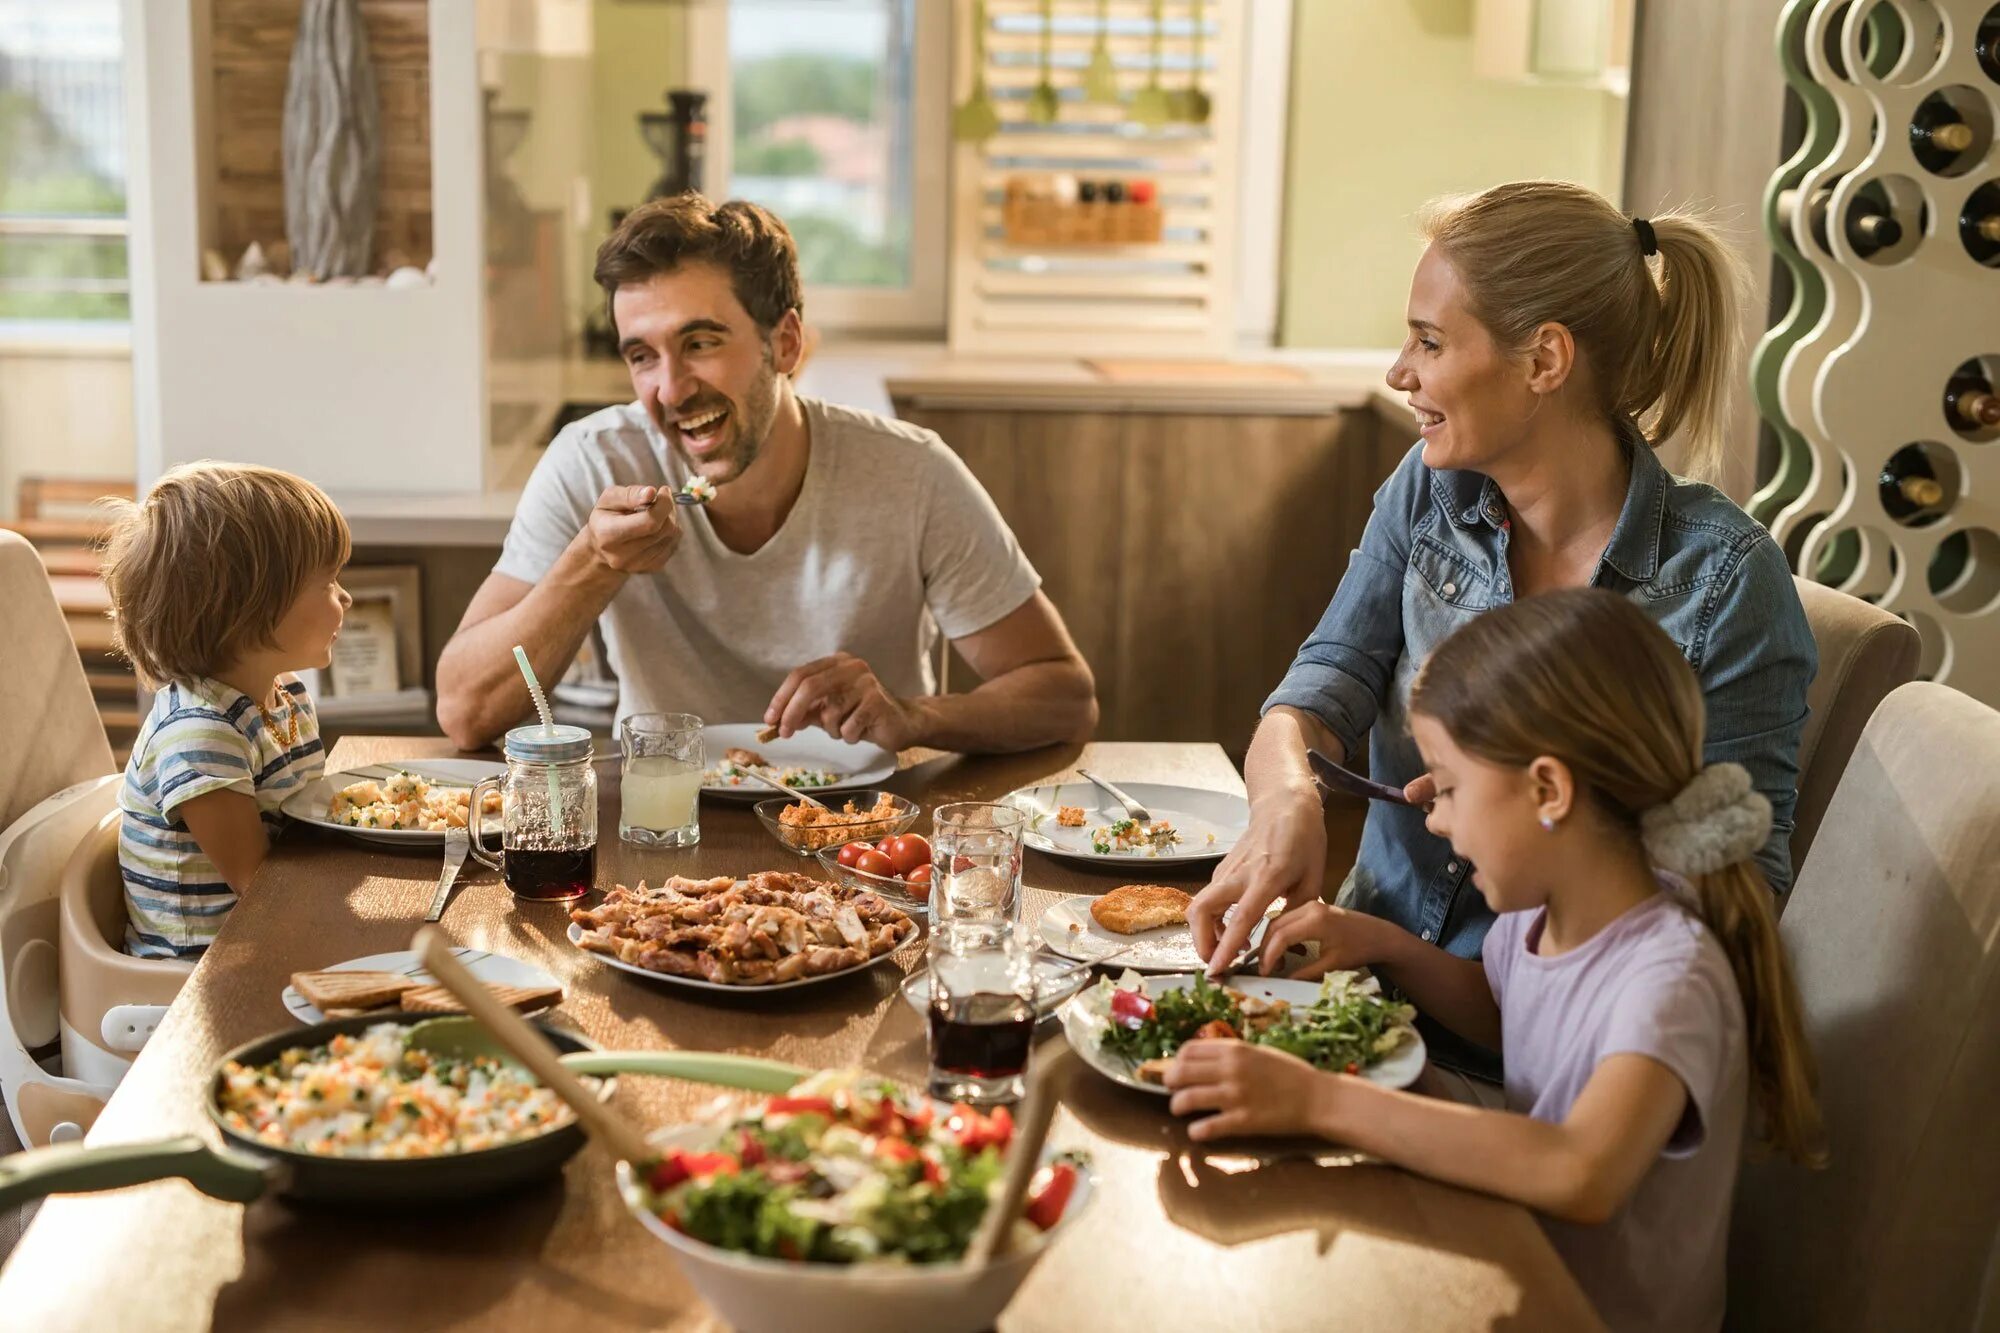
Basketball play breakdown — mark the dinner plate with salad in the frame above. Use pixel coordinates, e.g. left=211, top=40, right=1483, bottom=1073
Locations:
left=1000, top=782, right=1248, bottom=868
left=1060, top=970, right=1426, bottom=1094
left=699, top=723, right=896, bottom=800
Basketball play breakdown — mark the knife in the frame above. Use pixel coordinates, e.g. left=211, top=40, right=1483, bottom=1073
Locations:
left=1305, top=749, right=1412, bottom=806
left=425, top=825, right=472, bottom=923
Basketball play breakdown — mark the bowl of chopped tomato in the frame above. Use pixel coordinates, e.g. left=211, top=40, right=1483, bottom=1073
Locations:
left=617, top=1068, right=1091, bottom=1333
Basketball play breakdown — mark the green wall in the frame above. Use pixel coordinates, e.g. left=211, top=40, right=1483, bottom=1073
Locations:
left=1278, top=0, right=1628, bottom=348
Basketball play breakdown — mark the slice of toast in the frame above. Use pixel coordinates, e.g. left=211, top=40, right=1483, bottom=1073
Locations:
left=292, top=970, right=420, bottom=1012
left=398, top=982, right=563, bottom=1015
left=1135, top=1057, right=1174, bottom=1084
left=1090, top=884, right=1193, bottom=935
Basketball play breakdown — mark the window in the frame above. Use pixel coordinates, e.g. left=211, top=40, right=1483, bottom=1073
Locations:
left=0, top=0, right=127, bottom=328
left=693, top=0, right=949, bottom=332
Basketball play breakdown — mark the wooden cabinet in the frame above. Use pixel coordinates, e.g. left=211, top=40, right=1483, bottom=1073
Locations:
left=897, top=402, right=1404, bottom=754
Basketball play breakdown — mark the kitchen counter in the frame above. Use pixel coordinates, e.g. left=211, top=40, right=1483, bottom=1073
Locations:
left=334, top=342, right=1403, bottom=546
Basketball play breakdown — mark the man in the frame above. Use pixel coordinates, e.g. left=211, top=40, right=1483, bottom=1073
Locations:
left=436, top=195, right=1097, bottom=754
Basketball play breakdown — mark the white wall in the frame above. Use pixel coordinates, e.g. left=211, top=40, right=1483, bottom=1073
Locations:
left=0, top=347, right=135, bottom=520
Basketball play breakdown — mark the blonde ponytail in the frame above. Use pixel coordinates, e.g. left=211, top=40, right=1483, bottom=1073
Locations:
left=1638, top=215, right=1750, bottom=483
left=1689, top=861, right=1827, bottom=1166
left=1420, top=182, right=1748, bottom=485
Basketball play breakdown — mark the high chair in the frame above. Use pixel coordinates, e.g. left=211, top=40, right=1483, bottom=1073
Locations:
left=57, top=810, right=195, bottom=1097
left=0, top=777, right=124, bottom=1148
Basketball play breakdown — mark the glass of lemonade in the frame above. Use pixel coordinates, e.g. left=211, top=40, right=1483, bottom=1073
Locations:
left=618, top=713, right=702, bottom=847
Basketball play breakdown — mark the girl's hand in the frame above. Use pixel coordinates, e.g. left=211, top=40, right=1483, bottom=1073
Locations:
left=1403, top=772, right=1437, bottom=809
left=1189, top=790, right=1327, bottom=972
left=1255, top=900, right=1394, bottom=978
left=1163, top=1040, right=1339, bottom=1141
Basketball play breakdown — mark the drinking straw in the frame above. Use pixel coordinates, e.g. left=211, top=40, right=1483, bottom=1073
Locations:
left=512, top=645, right=564, bottom=815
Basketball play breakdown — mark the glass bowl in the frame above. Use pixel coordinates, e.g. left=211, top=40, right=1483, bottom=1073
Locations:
left=752, top=791, right=920, bottom=858
left=813, top=838, right=932, bottom=911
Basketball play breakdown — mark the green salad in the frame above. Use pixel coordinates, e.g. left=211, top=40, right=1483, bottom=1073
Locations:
left=1092, top=971, right=1417, bottom=1077
left=630, top=1068, right=1084, bottom=1265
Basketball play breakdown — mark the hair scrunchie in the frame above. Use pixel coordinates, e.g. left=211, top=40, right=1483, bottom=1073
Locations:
left=1639, top=762, right=1770, bottom=877
left=1631, top=216, right=1659, bottom=257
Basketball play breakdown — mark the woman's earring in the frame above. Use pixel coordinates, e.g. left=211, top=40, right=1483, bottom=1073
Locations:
left=1539, top=815, right=1556, bottom=832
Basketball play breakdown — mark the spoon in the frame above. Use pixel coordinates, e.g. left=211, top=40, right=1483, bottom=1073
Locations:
left=962, top=1056, right=1062, bottom=1266
left=1082, top=0, right=1120, bottom=104
left=953, top=0, right=1002, bottom=142
left=1130, top=0, right=1172, bottom=129
left=414, top=927, right=655, bottom=1166
left=1027, top=0, right=1060, bottom=125
left=1180, top=0, right=1211, bottom=123
left=406, top=1015, right=809, bottom=1090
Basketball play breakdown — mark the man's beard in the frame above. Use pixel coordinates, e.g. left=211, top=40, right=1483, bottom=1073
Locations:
left=664, top=346, right=778, bottom=485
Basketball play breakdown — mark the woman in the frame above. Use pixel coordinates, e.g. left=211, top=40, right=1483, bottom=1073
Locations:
left=1192, top=181, right=1816, bottom=1065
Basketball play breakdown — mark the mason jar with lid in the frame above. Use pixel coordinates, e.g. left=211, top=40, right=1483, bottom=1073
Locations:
left=469, top=724, right=597, bottom=902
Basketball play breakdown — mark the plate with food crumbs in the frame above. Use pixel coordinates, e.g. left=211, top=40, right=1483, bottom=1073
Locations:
left=282, top=760, right=505, bottom=848
left=1002, top=782, right=1248, bottom=867
left=1038, top=891, right=1276, bottom=973
left=698, top=723, right=895, bottom=800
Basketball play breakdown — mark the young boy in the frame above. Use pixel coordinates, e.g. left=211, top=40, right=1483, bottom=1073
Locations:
left=102, top=462, right=351, bottom=957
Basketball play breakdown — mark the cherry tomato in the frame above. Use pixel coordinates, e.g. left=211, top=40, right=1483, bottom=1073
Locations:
left=854, top=849, right=896, bottom=879
left=1025, top=1161, right=1078, bottom=1230
left=1109, top=987, right=1154, bottom=1028
left=836, top=841, right=869, bottom=869
left=884, top=833, right=932, bottom=876
left=765, top=1095, right=835, bottom=1118
left=905, top=864, right=934, bottom=888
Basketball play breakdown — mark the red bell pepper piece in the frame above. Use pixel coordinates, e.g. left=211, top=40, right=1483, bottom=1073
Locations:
left=764, top=1095, right=836, bottom=1118
left=1024, top=1161, right=1077, bottom=1230
left=1110, top=987, right=1154, bottom=1028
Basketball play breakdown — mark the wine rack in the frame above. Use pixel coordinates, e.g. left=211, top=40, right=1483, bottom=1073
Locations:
left=1756, top=0, right=2000, bottom=703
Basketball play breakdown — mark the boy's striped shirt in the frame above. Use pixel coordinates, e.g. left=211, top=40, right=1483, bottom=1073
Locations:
left=119, top=675, right=323, bottom=958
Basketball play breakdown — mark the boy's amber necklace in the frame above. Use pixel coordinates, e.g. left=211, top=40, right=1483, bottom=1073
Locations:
left=257, top=690, right=301, bottom=748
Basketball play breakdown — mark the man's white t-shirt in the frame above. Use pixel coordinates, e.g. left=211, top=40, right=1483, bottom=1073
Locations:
left=492, top=396, right=1043, bottom=726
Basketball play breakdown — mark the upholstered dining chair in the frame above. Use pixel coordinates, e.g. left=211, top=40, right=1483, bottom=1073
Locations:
left=1727, top=681, right=2000, bottom=1330
left=1785, top=576, right=1920, bottom=892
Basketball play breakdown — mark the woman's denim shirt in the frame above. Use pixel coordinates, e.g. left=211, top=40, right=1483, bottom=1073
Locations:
left=1265, top=435, right=1817, bottom=961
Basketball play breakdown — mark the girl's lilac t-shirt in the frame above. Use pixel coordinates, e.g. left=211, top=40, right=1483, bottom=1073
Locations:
left=1484, top=890, right=1748, bottom=1332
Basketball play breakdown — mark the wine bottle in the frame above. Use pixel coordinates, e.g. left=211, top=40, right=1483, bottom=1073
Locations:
left=1978, top=9, right=2000, bottom=84
left=1806, top=187, right=1904, bottom=258
left=1879, top=445, right=1946, bottom=524
left=1962, top=183, right=2000, bottom=267
left=1910, top=99, right=1978, bottom=174
left=1944, top=368, right=2000, bottom=433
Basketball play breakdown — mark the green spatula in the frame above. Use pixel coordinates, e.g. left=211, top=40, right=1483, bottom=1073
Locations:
left=1130, top=0, right=1173, bottom=129
left=954, top=0, right=1002, bottom=142
left=1083, top=0, right=1120, bottom=104
left=1027, top=0, right=1060, bottom=124
left=408, top=1016, right=808, bottom=1093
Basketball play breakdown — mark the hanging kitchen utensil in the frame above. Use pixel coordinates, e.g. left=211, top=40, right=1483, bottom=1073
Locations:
left=1181, top=0, right=1212, bottom=123
left=1130, top=0, right=1173, bottom=128
left=954, top=0, right=1003, bottom=142
left=1027, top=0, right=1061, bottom=123
left=1083, top=0, right=1121, bottom=105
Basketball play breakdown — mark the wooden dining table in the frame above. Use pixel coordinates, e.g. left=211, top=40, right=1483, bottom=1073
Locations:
left=0, top=736, right=1601, bottom=1331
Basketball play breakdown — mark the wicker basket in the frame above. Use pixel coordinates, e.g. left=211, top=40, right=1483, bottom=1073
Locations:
left=1001, top=197, right=1164, bottom=247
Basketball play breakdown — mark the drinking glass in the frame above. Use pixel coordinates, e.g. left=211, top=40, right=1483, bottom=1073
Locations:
left=928, top=802, right=1028, bottom=925
left=926, top=920, right=1036, bottom=1105
left=618, top=712, right=702, bottom=847
left=469, top=725, right=597, bottom=902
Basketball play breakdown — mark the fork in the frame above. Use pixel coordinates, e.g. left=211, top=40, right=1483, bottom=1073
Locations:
left=1075, top=769, right=1150, bottom=823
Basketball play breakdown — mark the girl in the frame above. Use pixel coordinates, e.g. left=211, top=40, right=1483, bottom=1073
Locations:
left=1165, top=589, right=1823, bottom=1332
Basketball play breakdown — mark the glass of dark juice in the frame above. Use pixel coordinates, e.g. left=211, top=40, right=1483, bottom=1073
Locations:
left=469, top=725, right=599, bottom=904
left=926, top=920, right=1037, bottom=1105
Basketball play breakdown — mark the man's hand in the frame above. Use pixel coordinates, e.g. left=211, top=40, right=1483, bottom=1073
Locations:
left=765, top=652, right=924, bottom=751
left=587, top=484, right=681, bottom=575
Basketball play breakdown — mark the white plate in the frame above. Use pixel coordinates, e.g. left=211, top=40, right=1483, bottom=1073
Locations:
left=1001, top=782, right=1248, bottom=867
left=281, top=946, right=559, bottom=1024
left=281, top=760, right=505, bottom=848
left=1037, top=896, right=1275, bottom=974
left=897, top=955, right=1092, bottom=1020
left=698, top=724, right=896, bottom=800
left=567, top=918, right=919, bottom=994
left=1060, top=972, right=1427, bottom=1095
